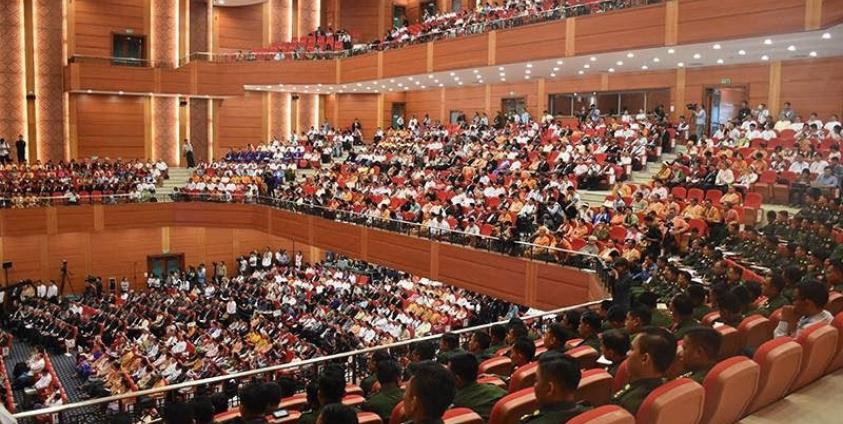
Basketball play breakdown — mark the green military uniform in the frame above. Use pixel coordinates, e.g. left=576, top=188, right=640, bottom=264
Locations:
left=651, top=309, right=673, bottom=328
left=692, top=304, right=712, bottom=321
left=611, top=378, right=665, bottom=415
left=360, top=373, right=377, bottom=396
left=361, top=386, right=404, bottom=423
left=298, top=407, right=319, bottom=424
left=437, top=348, right=465, bottom=365
left=577, top=334, right=601, bottom=352
left=682, top=365, right=713, bottom=384
left=672, top=318, right=700, bottom=340
left=759, top=295, right=788, bottom=317
left=486, top=343, right=507, bottom=357
left=520, top=401, right=591, bottom=423
left=452, top=382, right=508, bottom=421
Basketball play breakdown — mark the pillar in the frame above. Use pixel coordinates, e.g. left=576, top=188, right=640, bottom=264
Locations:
left=0, top=0, right=27, bottom=156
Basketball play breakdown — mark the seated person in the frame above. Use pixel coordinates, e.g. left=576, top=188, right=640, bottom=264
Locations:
left=468, top=331, right=493, bottom=362
left=510, top=337, right=537, bottom=370
left=449, top=353, right=507, bottom=421
left=599, top=329, right=630, bottom=376
left=231, top=382, right=269, bottom=424
left=574, top=312, right=602, bottom=351
left=774, top=280, right=834, bottom=338
left=316, top=404, right=358, bottom=424
left=680, top=326, right=722, bottom=384
left=360, top=351, right=391, bottom=396
left=624, top=306, right=653, bottom=339
left=669, top=294, right=700, bottom=339
left=299, top=365, right=346, bottom=424
left=759, top=274, right=790, bottom=317
left=611, top=327, right=677, bottom=415
left=522, top=352, right=591, bottom=423
left=402, top=361, right=456, bottom=424
left=541, top=323, right=570, bottom=355
left=361, top=360, right=404, bottom=423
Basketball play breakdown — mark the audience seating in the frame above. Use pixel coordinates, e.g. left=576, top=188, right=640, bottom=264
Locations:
left=576, top=369, right=614, bottom=406
left=358, top=411, right=384, bottom=424
left=738, top=315, right=775, bottom=351
left=442, top=407, right=483, bottom=424
left=279, top=393, right=308, bottom=410
left=747, top=337, right=803, bottom=414
left=827, top=292, right=843, bottom=315
left=508, top=361, right=538, bottom=392
left=700, top=356, right=760, bottom=424
left=791, top=322, right=839, bottom=390
left=828, top=312, right=843, bottom=372
left=488, top=387, right=536, bottom=424
left=612, top=359, right=630, bottom=392
left=566, top=345, right=599, bottom=369
left=715, top=325, right=741, bottom=359
left=389, top=402, right=406, bottom=424
left=567, top=405, right=635, bottom=424
left=635, top=378, right=705, bottom=424
left=477, top=375, right=507, bottom=390
left=479, top=356, right=513, bottom=377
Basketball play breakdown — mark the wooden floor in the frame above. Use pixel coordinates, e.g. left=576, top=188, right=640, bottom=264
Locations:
left=741, top=369, right=843, bottom=423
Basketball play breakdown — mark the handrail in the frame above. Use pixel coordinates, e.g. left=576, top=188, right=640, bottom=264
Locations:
left=10, top=299, right=605, bottom=419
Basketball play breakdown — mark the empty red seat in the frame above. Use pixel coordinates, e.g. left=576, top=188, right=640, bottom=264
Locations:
left=508, top=361, right=538, bottom=392
left=479, top=356, right=514, bottom=377
left=342, top=394, right=366, bottom=407
left=701, top=356, right=760, bottom=424
left=443, top=407, right=483, bottom=424
left=488, top=387, right=536, bottom=424
left=635, top=378, right=705, bottom=424
left=568, top=405, right=635, bottom=424
left=738, top=314, right=775, bottom=351
left=791, top=322, right=839, bottom=390
left=747, top=337, right=803, bottom=414
left=576, top=369, right=613, bottom=406
left=567, top=345, right=599, bottom=369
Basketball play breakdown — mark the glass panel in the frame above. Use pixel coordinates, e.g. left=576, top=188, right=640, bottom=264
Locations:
left=572, top=93, right=591, bottom=118
left=548, top=94, right=573, bottom=116
left=597, top=93, right=619, bottom=116
left=646, top=89, right=671, bottom=114
left=620, top=92, right=645, bottom=116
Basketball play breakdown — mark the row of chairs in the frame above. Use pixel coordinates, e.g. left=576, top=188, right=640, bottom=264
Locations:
left=0, top=343, right=14, bottom=413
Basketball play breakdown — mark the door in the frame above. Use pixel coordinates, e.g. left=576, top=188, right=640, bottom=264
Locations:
left=393, top=5, right=407, bottom=28
left=391, top=103, right=406, bottom=128
left=501, top=97, right=527, bottom=118
left=704, top=87, right=748, bottom=133
left=112, top=34, right=146, bottom=66
left=421, top=0, right=437, bottom=17
left=148, top=254, right=184, bottom=279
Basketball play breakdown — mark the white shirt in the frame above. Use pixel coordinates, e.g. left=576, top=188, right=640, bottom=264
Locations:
left=774, top=310, right=833, bottom=338
left=715, top=169, right=734, bottom=185
left=34, top=372, right=53, bottom=390
left=46, top=284, right=58, bottom=299
left=226, top=300, right=237, bottom=315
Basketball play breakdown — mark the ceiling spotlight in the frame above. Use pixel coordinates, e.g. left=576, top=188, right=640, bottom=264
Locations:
left=434, top=80, right=439, bottom=83
left=589, top=56, right=597, bottom=62
left=583, top=64, right=590, bottom=69
left=475, top=74, right=482, bottom=79
left=118, top=91, right=124, bottom=95
left=389, top=79, right=395, bottom=83
left=526, top=63, right=533, bottom=68
left=716, top=58, right=724, bottom=64
left=667, top=48, right=675, bottom=54
left=438, top=83, right=444, bottom=87
left=525, top=69, right=532, bottom=74
left=556, top=60, right=564, bottom=65
left=501, top=78, right=506, bottom=82
left=713, top=44, right=721, bottom=50
left=738, top=50, right=746, bottom=56
left=761, top=55, right=769, bottom=61
left=477, top=81, right=482, bottom=84
left=421, top=85, right=427, bottom=89
left=550, top=73, right=556, bottom=77
left=86, top=89, right=92, bottom=93
left=641, top=65, right=648, bottom=70
left=473, top=69, right=479, bottom=73
left=787, top=45, right=796, bottom=51
left=653, top=57, right=660, bottom=63
left=428, top=74, right=434, bottom=79
left=499, top=72, right=506, bottom=77
left=449, top=72, right=456, bottom=76
left=454, top=76, right=460, bottom=80
left=408, top=77, right=414, bottom=81
left=693, top=53, right=701, bottom=59
left=616, top=60, right=623, bottom=66
left=677, top=62, right=685, bottom=67
left=552, top=67, right=559, bottom=71
left=626, top=52, right=634, bottom=58
left=398, top=83, right=403, bottom=87
left=822, top=32, right=831, bottom=39
left=763, top=39, right=772, bottom=45
left=578, top=70, right=584, bottom=75
left=498, top=66, right=505, bottom=71
left=608, top=68, right=615, bottom=73
left=524, top=75, right=531, bottom=79
left=415, top=81, right=420, bottom=85
left=458, top=81, right=463, bottom=85
left=809, top=51, right=818, bottom=57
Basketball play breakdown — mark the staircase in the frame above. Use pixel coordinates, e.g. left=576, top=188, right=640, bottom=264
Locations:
left=578, top=148, right=683, bottom=206
left=158, top=167, right=193, bottom=197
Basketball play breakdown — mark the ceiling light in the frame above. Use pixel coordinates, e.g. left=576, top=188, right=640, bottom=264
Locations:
left=641, top=65, right=648, bottom=70
left=677, top=62, right=684, bottom=67
left=822, top=32, right=831, bottom=39
left=667, top=48, right=675, bottom=54
left=578, top=70, right=584, bottom=75
left=408, top=77, right=414, bottom=81
left=626, top=52, right=634, bottom=58
left=526, top=63, right=533, bottom=68
left=449, top=72, right=455, bottom=76
left=809, top=51, right=818, bottom=57
left=583, top=64, right=590, bottom=69
left=499, top=72, right=506, bottom=77
left=475, top=74, right=482, bottom=79
left=398, top=83, right=403, bottom=87
left=693, top=53, right=701, bottom=59
left=421, top=85, right=427, bottom=89
left=438, top=83, right=444, bottom=87
left=738, top=50, right=746, bottom=56
left=473, top=69, right=479, bottom=73
left=713, top=44, right=721, bottom=50
left=388, top=88, right=393, bottom=92
left=498, top=66, right=505, bottom=71
left=763, top=39, right=772, bottom=45
left=458, top=81, right=463, bottom=85
left=500, top=78, right=506, bottom=82
left=428, top=74, right=434, bottom=79
left=118, top=91, right=124, bottom=95
left=556, top=60, right=564, bottom=65
left=525, top=69, right=531, bottom=74
left=716, top=58, right=724, bottom=64
left=454, top=76, right=460, bottom=80
left=616, top=60, right=623, bottom=66
left=589, top=56, right=597, bottom=62
left=86, top=89, right=92, bottom=93
left=761, top=55, right=769, bottom=61
left=552, top=67, right=559, bottom=71
left=524, top=75, right=531, bottom=79
left=653, top=57, right=660, bottom=62
left=550, top=73, right=556, bottom=77
left=389, top=79, right=395, bottom=83
left=608, top=68, right=615, bottom=73
left=434, top=80, right=439, bottom=83
left=415, top=81, right=420, bottom=85
left=787, top=45, right=796, bottom=51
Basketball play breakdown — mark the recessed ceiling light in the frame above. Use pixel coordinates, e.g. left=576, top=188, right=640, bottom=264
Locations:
left=421, top=85, right=426, bottom=89
left=454, top=76, right=460, bottom=80
left=498, top=66, right=505, bottom=71
left=398, top=83, right=403, bottom=87
left=641, top=65, right=648, bottom=70
left=86, top=89, right=92, bottom=93
left=716, top=58, right=724, bottom=64
left=552, top=67, right=559, bottom=71
left=475, top=74, right=481, bottom=79
left=787, top=45, right=796, bottom=51
left=388, top=88, right=393, bottom=92
left=458, top=82, right=463, bottom=85
left=667, top=48, right=675, bottom=54
left=389, top=79, right=395, bottom=83
left=677, top=62, right=684, bottom=67
left=526, top=63, right=533, bottom=68
left=583, top=64, right=590, bottom=69
left=499, top=72, right=505, bottom=77
left=761, top=55, right=769, bottom=61
left=616, top=60, right=623, bottom=66
left=501, top=78, right=506, bottom=82
left=653, top=57, right=660, bottom=63
left=434, top=80, right=439, bottom=83
left=477, top=81, right=482, bottom=84
left=449, top=72, right=456, bottom=76
left=356, top=83, right=362, bottom=87
left=713, top=44, right=721, bottom=50
left=118, top=91, right=124, bottom=95
left=626, top=52, right=634, bottom=58
left=550, top=73, right=556, bottom=77
left=415, top=81, right=421, bottom=85
left=589, top=56, right=597, bottom=62
left=693, top=53, right=701, bottom=59
left=525, top=69, right=532, bottom=74
left=473, top=69, right=479, bottom=73
left=578, top=70, right=584, bottom=75
left=438, top=83, right=444, bottom=87
left=408, top=76, right=414, bottom=81
left=524, top=75, right=530, bottom=79
left=738, top=50, right=746, bottom=56
left=608, top=68, right=615, bottom=73
left=556, top=60, right=564, bottom=65
left=822, top=32, right=831, bottom=39
left=763, top=39, right=773, bottom=45
left=809, top=51, right=818, bottom=57
left=428, top=74, right=433, bottom=79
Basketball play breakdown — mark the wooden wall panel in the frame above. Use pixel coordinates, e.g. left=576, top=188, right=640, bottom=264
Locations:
left=336, top=94, right=379, bottom=138
left=102, top=203, right=175, bottom=229
left=545, top=75, right=604, bottom=95
left=366, top=229, right=431, bottom=277
left=89, top=228, right=161, bottom=281
left=575, top=4, right=665, bottom=55
left=822, top=0, right=843, bottom=27
left=533, top=264, right=596, bottom=310
left=490, top=81, right=539, bottom=117
left=780, top=58, right=843, bottom=120
left=73, top=0, right=145, bottom=57
left=2, top=235, right=45, bottom=282
left=438, top=244, right=528, bottom=305
left=74, top=63, right=156, bottom=93
left=312, top=218, right=362, bottom=258
left=382, top=44, right=429, bottom=78
left=340, top=54, right=379, bottom=83
left=433, top=34, right=488, bottom=72
left=606, top=70, right=674, bottom=91
left=496, top=21, right=566, bottom=65
left=215, top=4, right=264, bottom=52
left=677, top=0, right=804, bottom=44
left=1, top=208, right=48, bottom=237
left=216, top=91, right=265, bottom=156
left=47, top=233, right=91, bottom=293
left=269, top=210, right=310, bottom=243
left=405, top=89, right=442, bottom=123
left=340, top=0, right=382, bottom=42
left=443, top=85, right=486, bottom=119
left=74, top=94, right=147, bottom=160
left=56, top=206, right=96, bottom=234
left=158, top=67, right=193, bottom=94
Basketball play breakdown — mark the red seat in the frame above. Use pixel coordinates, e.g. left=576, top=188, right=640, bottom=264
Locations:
left=389, top=402, right=406, bottom=424
left=576, top=369, right=614, bottom=406
left=358, top=411, right=384, bottom=424
left=566, top=345, right=599, bottom=370
left=342, top=394, right=366, bottom=407
left=687, top=188, right=704, bottom=202
left=612, top=359, right=630, bottom=392
left=744, top=191, right=763, bottom=209
left=635, top=378, right=705, bottom=424
left=747, top=337, right=803, bottom=414
left=715, top=325, right=741, bottom=359
left=828, top=312, right=843, bottom=372
left=508, top=361, right=538, bottom=392
left=479, top=356, right=514, bottom=377
left=488, top=387, right=536, bottom=424
left=738, top=314, right=775, bottom=351
left=752, top=170, right=777, bottom=201
left=608, top=226, right=627, bottom=244
left=701, top=356, right=760, bottom=424
left=705, top=189, right=722, bottom=205
left=791, top=322, right=839, bottom=390
left=671, top=186, right=687, bottom=199
left=827, top=292, right=843, bottom=316
left=443, top=407, right=483, bottom=424
left=279, top=393, right=308, bottom=410
left=568, top=405, right=634, bottom=424
left=701, top=311, right=721, bottom=326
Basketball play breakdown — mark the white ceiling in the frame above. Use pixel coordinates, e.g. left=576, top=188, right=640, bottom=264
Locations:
left=246, top=24, right=843, bottom=95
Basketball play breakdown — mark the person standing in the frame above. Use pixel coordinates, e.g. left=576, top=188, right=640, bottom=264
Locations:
left=693, top=104, right=707, bottom=140
left=15, top=135, right=26, bottom=163
left=182, top=139, right=195, bottom=168
left=0, top=139, right=10, bottom=165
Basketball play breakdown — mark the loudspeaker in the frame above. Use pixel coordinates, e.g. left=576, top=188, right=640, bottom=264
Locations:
left=291, top=94, right=300, bottom=101
left=2, top=261, right=12, bottom=269
left=179, top=99, right=188, bottom=107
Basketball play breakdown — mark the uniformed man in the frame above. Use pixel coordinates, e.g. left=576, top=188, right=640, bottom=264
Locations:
left=574, top=312, right=602, bottom=351
left=361, top=350, right=391, bottom=396
left=467, top=331, right=494, bottom=362
left=688, top=284, right=712, bottom=321
left=486, top=325, right=508, bottom=357
left=361, top=360, right=404, bottom=423
left=599, top=329, right=630, bottom=377
left=436, top=332, right=465, bottom=364
left=402, top=361, right=456, bottom=424
left=540, top=323, right=571, bottom=356
left=679, top=326, right=721, bottom=384
left=759, top=274, right=790, bottom=317
left=624, top=306, right=652, bottom=342
left=611, top=327, right=677, bottom=415
left=669, top=294, right=700, bottom=340
left=298, top=365, right=346, bottom=424
left=449, top=353, right=507, bottom=421
left=520, top=352, right=591, bottom=423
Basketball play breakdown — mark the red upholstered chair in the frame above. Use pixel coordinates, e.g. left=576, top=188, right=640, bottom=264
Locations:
left=827, top=292, right=843, bottom=316
left=791, top=322, right=839, bottom=390
left=738, top=314, right=775, bottom=351
left=700, top=356, right=760, bottom=424
left=342, top=394, right=366, bottom=407
left=488, top=387, right=536, bottom=424
left=566, top=345, right=599, bottom=370
left=389, top=401, right=406, bottom=424
left=576, top=369, right=614, bottom=406
left=747, top=337, right=803, bottom=414
left=443, top=408, right=483, bottom=424
left=567, top=405, right=635, bottom=424
left=357, top=412, right=383, bottom=424
left=479, top=356, right=514, bottom=377
left=345, top=384, right=364, bottom=396
left=635, top=378, right=705, bottom=424
left=828, top=312, right=843, bottom=372
left=279, top=393, right=308, bottom=410
left=477, top=375, right=507, bottom=390
left=612, top=359, right=630, bottom=392
left=701, top=311, right=721, bottom=326
left=715, top=324, right=741, bottom=359
left=275, top=410, right=302, bottom=423
left=508, top=361, right=538, bottom=392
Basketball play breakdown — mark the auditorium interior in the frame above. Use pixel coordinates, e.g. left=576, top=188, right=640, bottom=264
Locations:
left=1, top=0, right=843, bottom=423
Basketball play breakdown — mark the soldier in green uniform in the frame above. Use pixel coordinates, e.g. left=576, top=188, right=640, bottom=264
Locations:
left=299, top=365, right=347, bottom=424
left=401, top=361, right=456, bottom=424
left=316, top=403, right=359, bottom=424
left=624, top=306, right=652, bottom=342
left=360, top=350, right=391, bottom=396
left=679, top=327, right=722, bottom=384
left=361, top=360, right=404, bottom=423
left=825, top=261, right=843, bottom=292
left=611, top=327, right=677, bottom=416
left=668, top=294, right=699, bottom=340
left=688, top=284, right=711, bottom=321
left=467, top=331, right=494, bottom=362
left=436, top=332, right=465, bottom=364
left=574, top=312, right=602, bottom=351
left=520, top=352, right=591, bottom=423
left=541, top=323, right=571, bottom=356
left=232, top=382, right=271, bottom=424
left=637, top=292, right=672, bottom=328
left=759, top=274, right=790, bottom=317
left=449, top=353, right=508, bottom=421
left=599, top=329, right=630, bottom=377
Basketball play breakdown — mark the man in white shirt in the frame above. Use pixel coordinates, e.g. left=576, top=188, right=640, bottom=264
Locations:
left=715, top=162, right=734, bottom=187
left=788, top=155, right=811, bottom=174
left=824, top=115, right=841, bottom=132
left=428, top=215, right=451, bottom=237
left=226, top=299, right=237, bottom=317
left=46, top=282, right=58, bottom=300
left=33, top=369, right=53, bottom=390
left=774, top=280, right=834, bottom=338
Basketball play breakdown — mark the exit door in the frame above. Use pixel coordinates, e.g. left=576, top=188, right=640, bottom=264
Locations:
left=704, top=87, right=748, bottom=134
left=391, top=103, right=406, bottom=129
left=148, top=254, right=184, bottom=279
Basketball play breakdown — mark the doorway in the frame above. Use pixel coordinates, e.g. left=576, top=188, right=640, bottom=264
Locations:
left=112, top=34, right=146, bottom=66
left=704, top=87, right=747, bottom=134
left=393, top=5, right=407, bottom=28
left=501, top=97, right=527, bottom=117
left=148, top=254, right=184, bottom=279
left=421, top=0, right=437, bottom=18
left=391, top=103, right=406, bottom=128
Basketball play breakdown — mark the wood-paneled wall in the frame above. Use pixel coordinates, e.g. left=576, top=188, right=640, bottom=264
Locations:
left=0, top=203, right=604, bottom=308
left=215, top=90, right=265, bottom=157
left=676, top=0, right=805, bottom=44
left=73, top=94, right=146, bottom=159
left=575, top=4, right=665, bottom=55
left=214, top=4, right=265, bottom=52
left=72, top=0, right=146, bottom=57
left=340, top=0, right=384, bottom=43
left=334, top=93, right=379, bottom=138
left=780, top=58, right=843, bottom=120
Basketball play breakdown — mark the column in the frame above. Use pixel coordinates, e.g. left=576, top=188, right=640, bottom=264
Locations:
left=34, top=0, right=66, bottom=162
left=152, top=0, right=179, bottom=164
left=0, top=0, right=27, bottom=156
left=296, top=0, right=320, bottom=132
